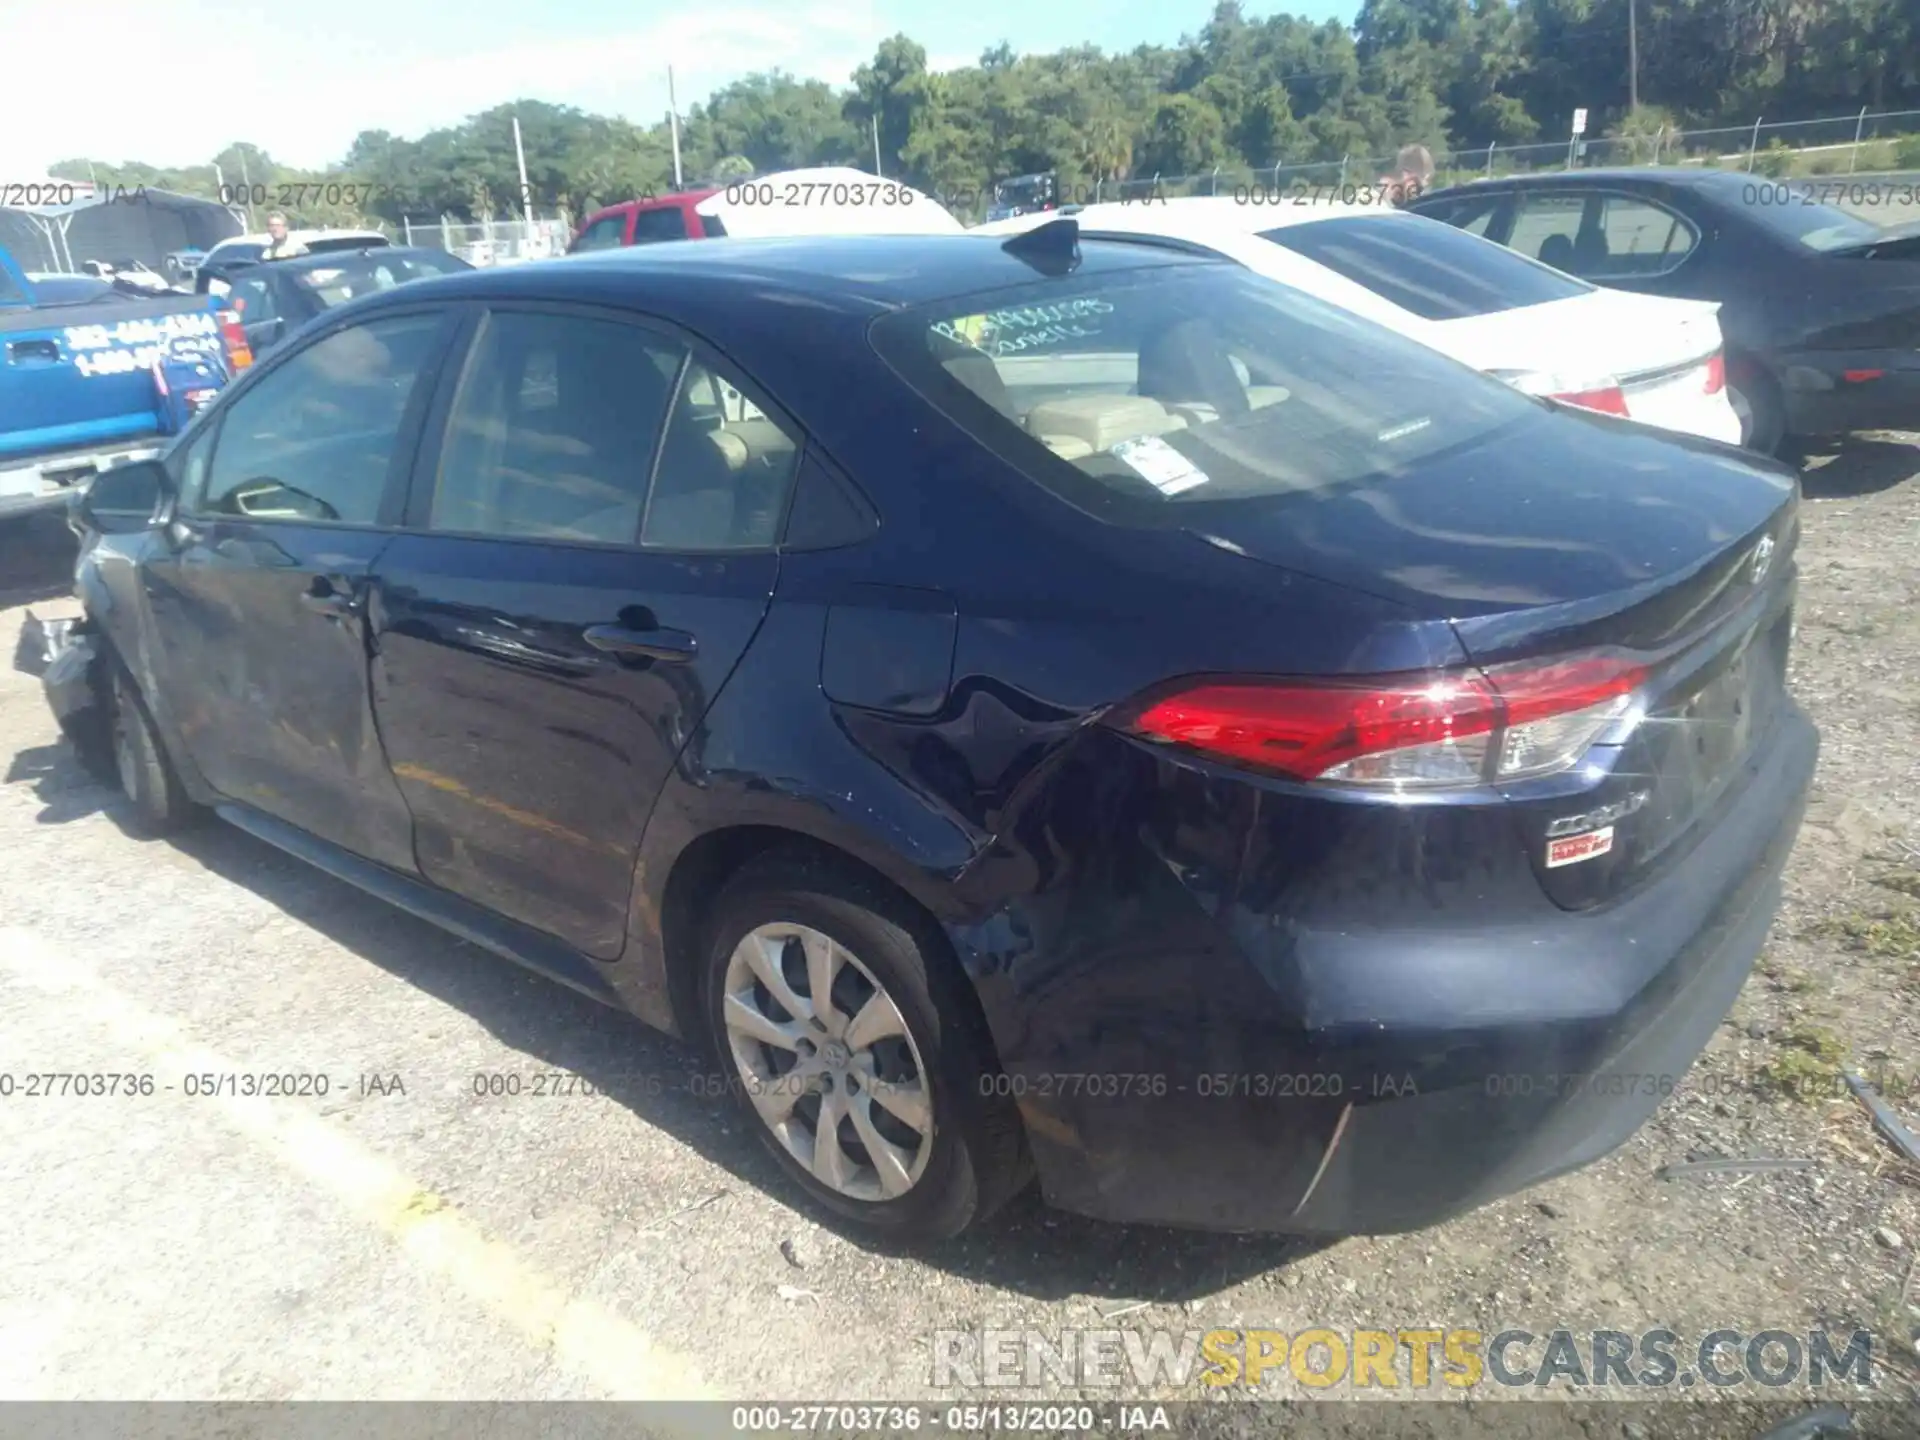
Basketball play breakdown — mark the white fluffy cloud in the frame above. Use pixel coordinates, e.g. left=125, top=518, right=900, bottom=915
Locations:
left=1, top=0, right=918, bottom=176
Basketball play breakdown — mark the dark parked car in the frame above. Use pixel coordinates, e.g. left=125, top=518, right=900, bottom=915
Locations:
left=32, top=222, right=1816, bottom=1241
left=195, top=246, right=471, bottom=359
left=1408, top=167, right=1920, bottom=453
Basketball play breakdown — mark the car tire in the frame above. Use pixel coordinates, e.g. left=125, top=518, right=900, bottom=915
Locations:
left=109, top=663, right=194, bottom=835
left=699, top=849, right=1030, bottom=1241
left=1728, top=367, right=1786, bottom=456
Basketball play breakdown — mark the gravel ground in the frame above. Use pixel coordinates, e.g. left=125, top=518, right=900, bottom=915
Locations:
left=1, top=428, right=1918, bottom=1439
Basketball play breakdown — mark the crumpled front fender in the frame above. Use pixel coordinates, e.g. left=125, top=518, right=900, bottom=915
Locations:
left=16, top=607, right=112, bottom=775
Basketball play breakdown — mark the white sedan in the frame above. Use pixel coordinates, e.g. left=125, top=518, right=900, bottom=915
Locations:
left=975, top=197, right=1742, bottom=446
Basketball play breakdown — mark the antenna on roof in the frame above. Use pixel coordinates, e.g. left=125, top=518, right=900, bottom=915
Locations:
left=1000, top=217, right=1080, bottom=277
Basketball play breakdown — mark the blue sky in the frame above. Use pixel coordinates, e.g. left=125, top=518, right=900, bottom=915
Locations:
left=5, top=0, right=1357, bottom=179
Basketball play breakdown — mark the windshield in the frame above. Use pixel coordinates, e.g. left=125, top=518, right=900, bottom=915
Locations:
left=871, top=261, right=1536, bottom=523
left=1259, top=213, right=1592, bottom=320
left=290, top=251, right=468, bottom=308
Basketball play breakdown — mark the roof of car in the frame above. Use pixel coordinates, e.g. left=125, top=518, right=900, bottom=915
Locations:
left=387, top=231, right=1216, bottom=313
left=212, top=228, right=388, bottom=247
left=1429, top=166, right=1758, bottom=194
left=260, top=245, right=451, bottom=271
left=589, top=189, right=720, bottom=217
left=1027, top=195, right=1407, bottom=237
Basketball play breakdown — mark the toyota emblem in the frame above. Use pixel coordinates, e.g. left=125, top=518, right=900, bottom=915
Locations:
left=1750, top=534, right=1775, bottom=585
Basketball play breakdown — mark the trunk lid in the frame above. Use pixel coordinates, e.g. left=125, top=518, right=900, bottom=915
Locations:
left=1436, top=288, right=1722, bottom=387
left=1180, top=407, right=1801, bottom=906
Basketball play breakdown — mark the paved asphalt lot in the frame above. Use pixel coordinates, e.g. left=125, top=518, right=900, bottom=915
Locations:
left=1, top=417, right=1919, bottom=1434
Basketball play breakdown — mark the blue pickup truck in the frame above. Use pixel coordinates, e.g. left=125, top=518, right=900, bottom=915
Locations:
left=0, top=244, right=243, bottom=524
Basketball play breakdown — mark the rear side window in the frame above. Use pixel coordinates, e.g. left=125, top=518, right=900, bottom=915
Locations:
left=573, top=215, right=627, bottom=251
left=871, top=263, right=1534, bottom=523
left=427, top=311, right=683, bottom=544
left=197, top=313, right=444, bottom=524
left=1508, top=194, right=1587, bottom=270
left=1587, top=195, right=1699, bottom=278
left=1258, top=214, right=1591, bottom=321
left=226, top=272, right=280, bottom=325
left=642, top=358, right=800, bottom=549
left=292, top=252, right=467, bottom=309
left=630, top=206, right=690, bottom=243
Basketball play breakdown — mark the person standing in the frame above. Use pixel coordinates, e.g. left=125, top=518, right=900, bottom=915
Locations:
left=1378, top=145, right=1437, bottom=206
left=260, top=212, right=307, bottom=260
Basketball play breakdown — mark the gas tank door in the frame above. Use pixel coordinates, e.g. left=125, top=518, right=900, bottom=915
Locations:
left=820, top=584, right=958, bottom=717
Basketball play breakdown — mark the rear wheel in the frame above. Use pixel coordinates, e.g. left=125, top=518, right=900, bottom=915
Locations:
left=109, top=665, right=195, bottom=835
left=1727, top=366, right=1786, bottom=456
left=699, top=850, right=1029, bottom=1240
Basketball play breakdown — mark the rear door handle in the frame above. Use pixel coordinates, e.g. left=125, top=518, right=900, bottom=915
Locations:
left=583, top=624, right=698, bottom=663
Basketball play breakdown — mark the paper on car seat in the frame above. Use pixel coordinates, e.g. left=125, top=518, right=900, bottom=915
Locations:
left=1111, top=435, right=1210, bottom=496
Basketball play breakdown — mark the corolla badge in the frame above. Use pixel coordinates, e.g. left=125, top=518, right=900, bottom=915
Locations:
left=1750, top=534, right=1775, bottom=585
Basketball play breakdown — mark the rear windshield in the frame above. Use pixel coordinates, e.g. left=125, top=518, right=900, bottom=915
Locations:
left=871, top=261, right=1536, bottom=522
left=290, top=251, right=468, bottom=308
left=304, top=234, right=392, bottom=255
left=1259, top=214, right=1592, bottom=320
left=1731, top=189, right=1882, bottom=253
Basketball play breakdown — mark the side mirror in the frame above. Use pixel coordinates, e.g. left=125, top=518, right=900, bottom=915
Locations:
left=71, top=458, right=172, bottom=537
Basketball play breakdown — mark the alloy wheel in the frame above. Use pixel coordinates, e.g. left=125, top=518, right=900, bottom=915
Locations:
left=721, top=922, right=934, bottom=1201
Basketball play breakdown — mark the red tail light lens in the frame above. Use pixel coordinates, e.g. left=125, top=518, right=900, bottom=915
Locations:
left=1703, top=351, right=1726, bottom=394
left=1552, top=384, right=1631, bottom=417
left=217, top=308, right=253, bottom=372
left=1119, top=653, right=1646, bottom=791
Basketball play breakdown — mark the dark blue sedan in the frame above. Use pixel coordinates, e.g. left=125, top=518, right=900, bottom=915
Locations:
left=39, top=220, right=1817, bottom=1240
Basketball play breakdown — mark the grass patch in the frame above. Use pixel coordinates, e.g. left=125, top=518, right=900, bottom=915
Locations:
left=1757, top=1025, right=1847, bottom=1102
left=1757, top=951, right=1818, bottom=992
left=1817, top=909, right=1920, bottom=962
left=1872, top=871, right=1920, bottom=901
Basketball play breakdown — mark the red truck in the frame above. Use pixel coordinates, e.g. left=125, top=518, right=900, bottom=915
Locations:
left=568, top=189, right=725, bottom=251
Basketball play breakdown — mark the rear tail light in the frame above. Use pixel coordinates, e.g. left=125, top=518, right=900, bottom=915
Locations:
left=1549, top=384, right=1630, bottom=416
left=1703, top=351, right=1726, bottom=394
left=1117, top=652, right=1646, bottom=791
left=1489, top=369, right=1630, bottom=418
left=217, top=308, right=253, bottom=372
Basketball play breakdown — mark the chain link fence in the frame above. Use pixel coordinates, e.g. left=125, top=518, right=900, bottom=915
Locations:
left=395, top=213, right=574, bottom=265
left=1066, top=105, right=1920, bottom=207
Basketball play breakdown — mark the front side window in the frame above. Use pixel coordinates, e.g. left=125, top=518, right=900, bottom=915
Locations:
left=196, top=313, right=443, bottom=524
left=572, top=215, right=628, bottom=252
left=1258, top=214, right=1592, bottom=321
left=871, top=263, right=1535, bottom=524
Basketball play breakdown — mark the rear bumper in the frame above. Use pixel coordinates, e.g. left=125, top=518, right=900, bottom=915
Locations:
left=1779, top=350, right=1920, bottom=436
left=961, top=700, right=1819, bottom=1234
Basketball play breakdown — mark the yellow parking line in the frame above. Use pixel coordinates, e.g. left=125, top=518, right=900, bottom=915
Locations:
left=0, top=927, right=716, bottom=1403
